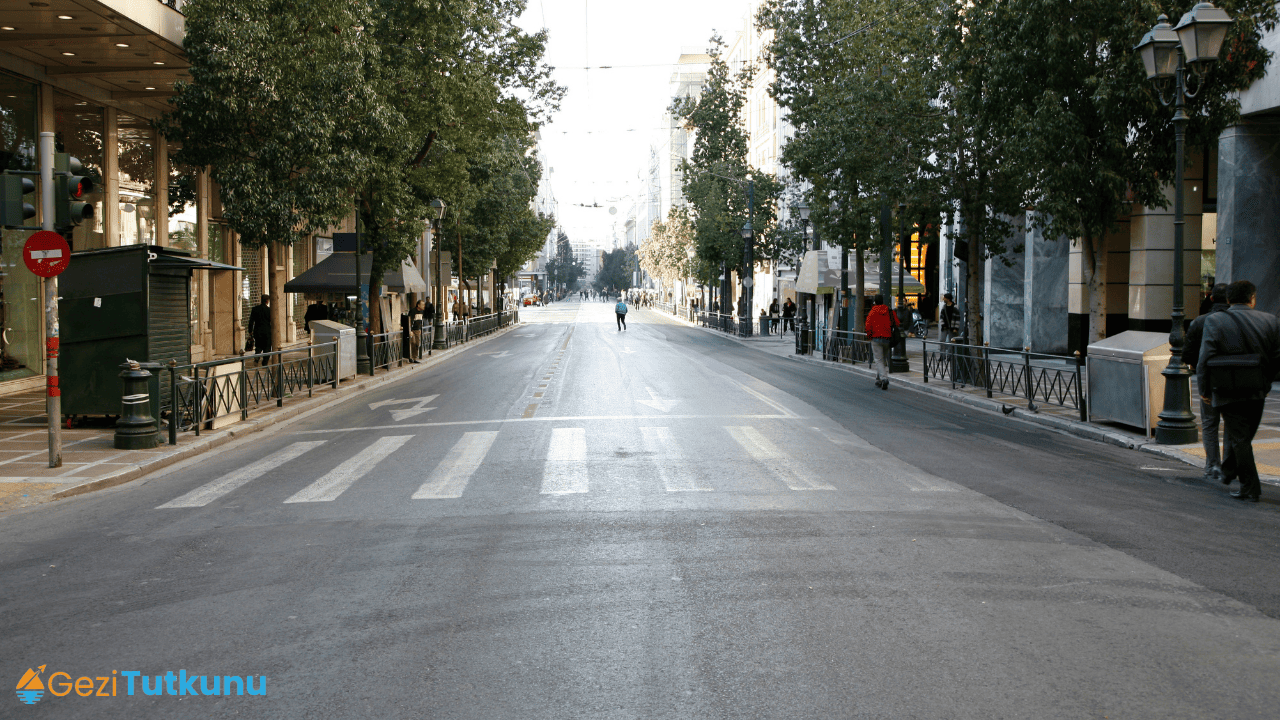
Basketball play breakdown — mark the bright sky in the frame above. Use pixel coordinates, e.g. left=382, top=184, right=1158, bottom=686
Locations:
left=516, top=0, right=756, bottom=246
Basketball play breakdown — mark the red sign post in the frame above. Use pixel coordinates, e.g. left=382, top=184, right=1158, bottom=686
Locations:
left=23, top=230, right=70, bottom=278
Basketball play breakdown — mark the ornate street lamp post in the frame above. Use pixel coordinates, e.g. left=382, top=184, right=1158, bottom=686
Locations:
left=793, top=204, right=813, bottom=354
left=430, top=198, right=449, bottom=350
left=1136, top=2, right=1232, bottom=445
left=740, top=221, right=754, bottom=337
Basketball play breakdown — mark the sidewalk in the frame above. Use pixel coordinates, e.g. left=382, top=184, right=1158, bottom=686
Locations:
left=0, top=325, right=519, bottom=514
left=666, top=311, right=1280, bottom=482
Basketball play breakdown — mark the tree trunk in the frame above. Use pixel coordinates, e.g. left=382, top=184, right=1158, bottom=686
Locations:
left=966, top=222, right=983, bottom=346
left=1083, top=233, right=1107, bottom=344
left=268, top=242, right=285, bottom=360
left=854, top=245, right=866, bottom=333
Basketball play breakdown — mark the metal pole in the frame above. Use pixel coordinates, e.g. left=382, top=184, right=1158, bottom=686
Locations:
left=1156, top=53, right=1198, bottom=444
left=742, top=180, right=754, bottom=337
left=891, top=207, right=910, bottom=372
left=39, top=132, right=60, bottom=467
left=355, top=204, right=371, bottom=375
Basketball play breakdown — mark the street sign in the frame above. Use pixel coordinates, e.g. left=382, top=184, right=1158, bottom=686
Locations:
left=23, top=230, right=70, bottom=278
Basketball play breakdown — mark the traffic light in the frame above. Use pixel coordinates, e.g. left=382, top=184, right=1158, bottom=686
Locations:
left=0, top=172, right=35, bottom=228
left=54, top=153, right=93, bottom=229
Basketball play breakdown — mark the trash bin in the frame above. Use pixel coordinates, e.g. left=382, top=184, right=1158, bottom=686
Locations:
left=1087, top=331, right=1171, bottom=437
left=310, top=320, right=356, bottom=380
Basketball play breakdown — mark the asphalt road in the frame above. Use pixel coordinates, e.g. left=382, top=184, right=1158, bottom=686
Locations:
left=3, top=298, right=1279, bottom=719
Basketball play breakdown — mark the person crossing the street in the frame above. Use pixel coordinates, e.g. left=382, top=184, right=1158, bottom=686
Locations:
left=615, top=296, right=628, bottom=331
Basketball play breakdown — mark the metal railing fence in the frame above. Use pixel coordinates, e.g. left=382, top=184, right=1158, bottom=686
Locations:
left=921, top=340, right=1086, bottom=419
left=819, top=328, right=875, bottom=366
left=166, top=341, right=340, bottom=444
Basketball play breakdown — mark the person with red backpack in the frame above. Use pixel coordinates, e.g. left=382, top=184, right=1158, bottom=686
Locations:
left=866, top=294, right=900, bottom=390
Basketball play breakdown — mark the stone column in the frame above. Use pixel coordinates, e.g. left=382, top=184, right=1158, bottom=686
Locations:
left=1023, top=213, right=1069, bottom=354
left=983, top=214, right=1027, bottom=350
left=1126, top=152, right=1204, bottom=332
left=1217, top=119, right=1280, bottom=315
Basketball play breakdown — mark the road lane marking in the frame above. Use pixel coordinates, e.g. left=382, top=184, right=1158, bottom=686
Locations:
left=522, top=404, right=539, bottom=418
left=725, top=426, right=836, bottom=491
left=541, top=427, right=588, bottom=494
left=157, top=441, right=326, bottom=508
left=641, top=426, right=712, bottom=492
left=413, top=432, right=500, bottom=499
left=284, top=436, right=413, bottom=503
left=738, top=385, right=799, bottom=418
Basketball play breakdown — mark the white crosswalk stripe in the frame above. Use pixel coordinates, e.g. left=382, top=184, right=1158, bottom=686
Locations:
left=157, top=441, right=327, bottom=509
left=640, top=426, right=712, bottom=492
left=284, top=435, right=413, bottom=503
left=541, top=427, right=589, bottom=494
left=412, top=431, right=499, bottom=499
left=725, top=426, right=836, bottom=491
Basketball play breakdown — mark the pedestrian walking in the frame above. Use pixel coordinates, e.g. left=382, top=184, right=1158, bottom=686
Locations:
left=1184, top=283, right=1230, bottom=482
left=615, top=297, right=628, bottom=331
left=303, top=295, right=328, bottom=333
left=769, top=299, right=780, bottom=336
left=939, top=293, right=961, bottom=342
left=782, top=298, right=796, bottom=333
left=1197, top=280, right=1280, bottom=502
left=246, top=294, right=272, bottom=366
left=408, top=300, right=429, bottom=362
left=866, top=294, right=900, bottom=390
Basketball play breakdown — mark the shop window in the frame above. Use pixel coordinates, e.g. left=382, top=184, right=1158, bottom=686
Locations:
left=0, top=73, right=40, bottom=381
left=166, top=141, right=198, bottom=255
left=53, top=93, right=105, bottom=250
left=240, top=245, right=262, bottom=327
left=117, top=113, right=155, bottom=245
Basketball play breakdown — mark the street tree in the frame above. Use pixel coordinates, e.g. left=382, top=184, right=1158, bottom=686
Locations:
left=761, top=0, right=947, bottom=332
left=673, top=35, right=782, bottom=311
left=167, top=0, right=378, bottom=351
left=639, top=209, right=696, bottom=296
left=940, top=0, right=1276, bottom=345
left=595, top=246, right=638, bottom=295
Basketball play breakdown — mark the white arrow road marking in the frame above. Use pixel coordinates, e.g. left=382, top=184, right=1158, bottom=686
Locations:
left=390, top=405, right=436, bottom=422
left=636, top=386, right=679, bottom=413
left=479, top=350, right=511, bottom=358
left=368, top=395, right=439, bottom=421
left=284, top=435, right=413, bottom=503
left=369, top=394, right=439, bottom=411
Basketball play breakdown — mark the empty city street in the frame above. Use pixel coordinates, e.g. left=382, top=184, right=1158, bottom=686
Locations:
left=3, top=301, right=1279, bottom=719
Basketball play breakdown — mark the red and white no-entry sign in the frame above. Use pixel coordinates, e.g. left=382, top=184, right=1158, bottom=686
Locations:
left=23, top=231, right=70, bottom=278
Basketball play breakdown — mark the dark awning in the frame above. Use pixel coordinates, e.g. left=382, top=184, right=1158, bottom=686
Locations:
left=149, top=256, right=244, bottom=271
left=284, top=253, right=426, bottom=294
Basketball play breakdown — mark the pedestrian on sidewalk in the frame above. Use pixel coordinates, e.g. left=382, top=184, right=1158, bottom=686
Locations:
left=939, top=293, right=961, bottom=342
left=303, top=295, right=328, bottom=333
left=247, top=294, right=272, bottom=366
left=1197, top=280, right=1280, bottom=502
left=866, top=294, right=900, bottom=390
left=1184, top=283, right=1230, bottom=482
left=615, top=297, right=628, bottom=331
left=782, top=298, right=796, bottom=333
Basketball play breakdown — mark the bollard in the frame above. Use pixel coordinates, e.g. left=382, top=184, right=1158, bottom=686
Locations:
left=114, top=360, right=160, bottom=449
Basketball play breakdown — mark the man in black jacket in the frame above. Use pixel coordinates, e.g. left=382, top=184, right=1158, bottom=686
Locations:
left=247, top=294, right=272, bottom=366
left=1196, top=280, right=1280, bottom=502
left=1184, top=283, right=1229, bottom=482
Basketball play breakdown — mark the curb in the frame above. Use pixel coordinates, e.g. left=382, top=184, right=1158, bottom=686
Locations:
left=51, top=324, right=521, bottom=500
left=690, top=321, right=1159, bottom=450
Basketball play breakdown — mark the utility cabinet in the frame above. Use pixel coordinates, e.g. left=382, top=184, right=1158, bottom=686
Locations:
left=1087, top=331, right=1171, bottom=437
left=58, top=245, right=195, bottom=419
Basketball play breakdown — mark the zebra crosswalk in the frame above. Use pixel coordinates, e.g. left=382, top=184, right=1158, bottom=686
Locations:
left=155, top=425, right=955, bottom=509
